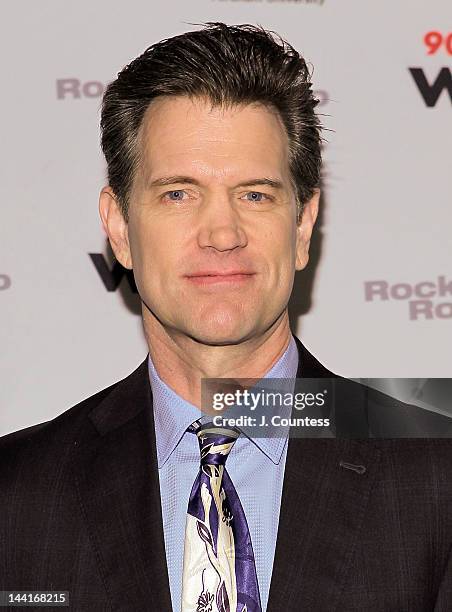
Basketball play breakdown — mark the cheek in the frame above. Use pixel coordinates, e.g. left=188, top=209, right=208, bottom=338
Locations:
left=131, top=225, right=187, bottom=294
left=271, top=229, right=297, bottom=269
left=132, top=222, right=169, bottom=263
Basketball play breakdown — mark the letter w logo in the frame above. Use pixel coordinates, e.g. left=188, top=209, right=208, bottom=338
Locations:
left=409, top=67, right=452, bottom=107
left=89, top=253, right=137, bottom=292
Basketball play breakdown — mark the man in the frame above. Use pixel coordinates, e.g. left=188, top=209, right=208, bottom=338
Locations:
left=1, top=22, right=451, bottom=611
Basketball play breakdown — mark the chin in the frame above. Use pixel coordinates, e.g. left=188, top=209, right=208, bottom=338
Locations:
left=184, top=322, right=255, bottom=347
left=178, top=306, right=237, bottom=340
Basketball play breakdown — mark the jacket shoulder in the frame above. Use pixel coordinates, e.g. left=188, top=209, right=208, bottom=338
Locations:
left=0, top=383, right=115, bottom=453
left=0, top=357, right=148, bottom=470
left=0, top=357, right=151, bottom=452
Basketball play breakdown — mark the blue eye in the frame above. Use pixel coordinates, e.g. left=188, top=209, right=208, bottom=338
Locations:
left=245, top=191, right=267, bottom=202
left=165, top=190, right=186, bottom=201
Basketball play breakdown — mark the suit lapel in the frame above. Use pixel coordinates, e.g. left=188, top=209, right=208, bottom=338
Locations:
left=73, top=359, right=172, bottom=611
left=267, top=337, right=381, bottom=611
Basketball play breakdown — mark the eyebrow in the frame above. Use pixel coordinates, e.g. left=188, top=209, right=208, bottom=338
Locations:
left=147, top=175, right=285, bottom=190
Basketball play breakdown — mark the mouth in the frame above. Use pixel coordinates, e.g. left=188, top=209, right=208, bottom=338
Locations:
left=185, top=272, right=256, bottom=286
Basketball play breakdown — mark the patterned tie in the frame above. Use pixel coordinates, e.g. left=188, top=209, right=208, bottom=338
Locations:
left=181, top=420, right=262, bottom=612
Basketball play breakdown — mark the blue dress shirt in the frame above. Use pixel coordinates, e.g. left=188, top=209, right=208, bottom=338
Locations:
left=148, top=335, right=299, bottom=612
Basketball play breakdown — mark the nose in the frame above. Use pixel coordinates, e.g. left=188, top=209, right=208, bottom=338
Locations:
left=197, top=192, right=248, bottom=252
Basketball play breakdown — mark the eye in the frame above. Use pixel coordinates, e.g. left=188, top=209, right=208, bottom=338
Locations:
left=162, top=190, right=187, bottom=201
left=243, top=191, right=271, bottom=203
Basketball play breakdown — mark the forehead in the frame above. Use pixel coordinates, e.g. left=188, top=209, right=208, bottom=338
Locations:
left=137, top=95, right=291, bottom=184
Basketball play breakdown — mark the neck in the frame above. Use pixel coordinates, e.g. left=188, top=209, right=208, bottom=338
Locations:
left=142, top=308, right=293, bottom=410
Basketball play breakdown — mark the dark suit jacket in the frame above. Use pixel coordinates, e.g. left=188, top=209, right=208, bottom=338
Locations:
left=1, top=336, right=452, bottom=611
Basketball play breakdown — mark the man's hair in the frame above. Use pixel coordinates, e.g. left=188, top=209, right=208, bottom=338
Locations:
left=100, top=22, right=322, bottom=222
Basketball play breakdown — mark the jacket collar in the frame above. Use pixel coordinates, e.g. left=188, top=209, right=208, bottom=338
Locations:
left=87, top=334, right=334, bottom=438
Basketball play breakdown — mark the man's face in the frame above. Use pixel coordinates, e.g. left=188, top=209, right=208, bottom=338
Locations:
left=103, top=95, right=318, bottom=345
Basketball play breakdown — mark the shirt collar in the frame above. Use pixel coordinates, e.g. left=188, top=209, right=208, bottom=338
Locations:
left=148, top=335, right=299, bottom=468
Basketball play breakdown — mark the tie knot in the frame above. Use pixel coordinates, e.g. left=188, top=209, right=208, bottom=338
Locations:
left=188, top=420, right=240, bottom=466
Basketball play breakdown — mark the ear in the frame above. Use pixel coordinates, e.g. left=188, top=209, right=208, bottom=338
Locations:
left=295, top=188, right=320, bottom=271
left=98, top=187, right=133, bottom=270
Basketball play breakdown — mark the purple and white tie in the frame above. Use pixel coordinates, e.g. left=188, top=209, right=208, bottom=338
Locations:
left=181, top=420, right=262, bottom=612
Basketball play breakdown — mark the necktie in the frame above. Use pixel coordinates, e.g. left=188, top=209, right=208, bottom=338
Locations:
left=181, top=420, right=262, bottom=612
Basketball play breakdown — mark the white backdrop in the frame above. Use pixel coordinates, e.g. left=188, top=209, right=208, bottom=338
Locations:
left=1, top=0, right=451, bottom=435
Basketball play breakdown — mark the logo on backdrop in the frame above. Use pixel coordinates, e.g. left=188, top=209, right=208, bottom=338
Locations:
left=409, top=31, right=452, bottom=107
left=89, top=254, right=137, bottom=293
left=0, top=274, right=11, bottom=291
left=56, top=79, right=330, bottom=106
left=364, top=276, right=452, bottom=321
left=56, top=79, right=105, bottom=99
